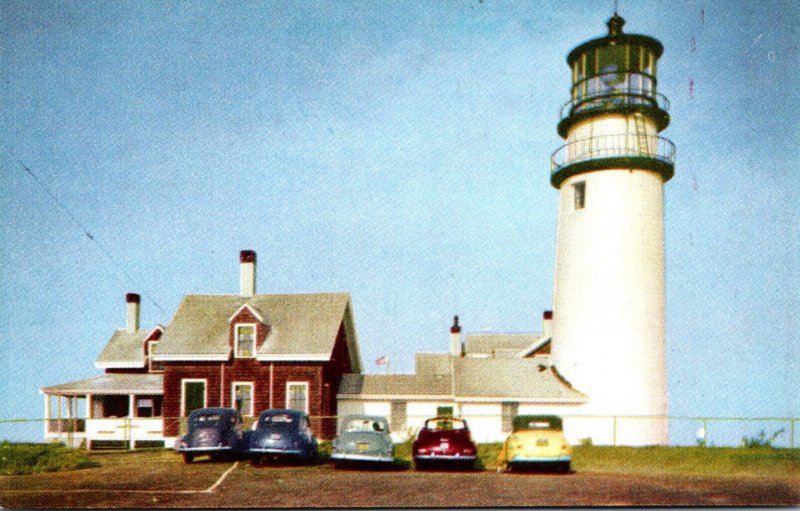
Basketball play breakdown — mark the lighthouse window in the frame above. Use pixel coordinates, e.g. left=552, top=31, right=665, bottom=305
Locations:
left=573, top=181, right=586, bottom=210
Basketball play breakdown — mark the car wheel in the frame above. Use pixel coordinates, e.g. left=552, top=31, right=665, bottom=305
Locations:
left=414, top=460, right=427, bottom=471
left=182, top=453, right=194, bottom=464
left=560, top=461, right=571, bottom=473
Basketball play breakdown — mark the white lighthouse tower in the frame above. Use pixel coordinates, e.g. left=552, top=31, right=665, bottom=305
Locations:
left=549, top=14, right=675, bottom=445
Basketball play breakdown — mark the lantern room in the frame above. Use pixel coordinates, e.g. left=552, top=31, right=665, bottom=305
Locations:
left=557, top=13, right=670, bottom=138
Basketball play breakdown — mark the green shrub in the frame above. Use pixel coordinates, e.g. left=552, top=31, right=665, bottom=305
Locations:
left=0, top=441, right=99, bottom=475
left=740, top=429, right=785, bottom=448
left=316, top=440, right=333, bottom=461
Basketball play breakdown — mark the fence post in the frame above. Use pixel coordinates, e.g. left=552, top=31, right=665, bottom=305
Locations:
left=703, top=418, right=708, bottom=447
left=791, top=418, right=796, bottom=449
left=612, top=416, right=617, bottom=447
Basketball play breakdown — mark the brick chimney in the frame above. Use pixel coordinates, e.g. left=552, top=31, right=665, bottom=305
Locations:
left=450, top=315, right=463, bottom=357
left=542, top=310, right=553, bottom=339
left=240, top=250, right=257, bottom=297
left=126, top=293, right=140, bottom=333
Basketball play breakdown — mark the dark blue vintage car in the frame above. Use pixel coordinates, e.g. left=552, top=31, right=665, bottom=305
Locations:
left=246, top=409, right=318, bottom=464
left=175, top=407, right=244, bottom=463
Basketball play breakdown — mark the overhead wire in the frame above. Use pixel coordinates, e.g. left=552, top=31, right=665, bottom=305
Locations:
left=13, top=156, right=168, bottom=316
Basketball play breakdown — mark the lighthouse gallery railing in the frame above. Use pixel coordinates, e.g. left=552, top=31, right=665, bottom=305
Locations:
left=550, top=133, right=675, bottom=176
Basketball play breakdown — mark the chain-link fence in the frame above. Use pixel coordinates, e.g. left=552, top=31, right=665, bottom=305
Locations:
left=0, top=414, right=796, bottom=450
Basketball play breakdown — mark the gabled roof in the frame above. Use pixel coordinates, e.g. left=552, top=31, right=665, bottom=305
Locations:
left=153, top=292, right=361, bottom=370
left=518, top=337, right=551, bottom=358
left=337, top=358, right=586, bottom=403
left=464, top=333, right=539, bottom=354
left=95, top=326, right=162, bottom=369
left=452, top=358, right=585, bottom=402
left=338, top=373, right=451, bottom=398
left=41, top=373, right=163, bottom=396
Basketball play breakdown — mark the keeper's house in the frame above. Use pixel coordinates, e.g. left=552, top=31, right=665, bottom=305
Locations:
left=41, top=250, right=362, bottom=449
left=337, top=315, right=587, bottom=443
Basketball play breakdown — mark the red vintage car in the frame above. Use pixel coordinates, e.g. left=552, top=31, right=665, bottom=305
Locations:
left=412, top=417, right=477, bottom=470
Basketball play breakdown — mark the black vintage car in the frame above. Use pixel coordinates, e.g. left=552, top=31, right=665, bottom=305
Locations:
left=175, top=408, right=244, bottom=463
left=246, top=409, right=318, bottom=464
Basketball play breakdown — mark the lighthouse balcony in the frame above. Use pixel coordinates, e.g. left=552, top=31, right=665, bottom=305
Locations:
left=550, top=133, right=675, bottom=187
left=557, top=74, right=670, bottom=137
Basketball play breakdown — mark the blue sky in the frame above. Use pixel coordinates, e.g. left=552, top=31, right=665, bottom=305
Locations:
left=1, top=1, right=798, bottom=443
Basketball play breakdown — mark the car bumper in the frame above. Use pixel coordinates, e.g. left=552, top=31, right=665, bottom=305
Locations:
left=414, top=455, right=477, bottom=461
left=175, top=446, right=234, bottom=453
left=248, top=448, right=305, bottom=455
left=331, top=453, right=394, bottom=463
left=510, top=455, right=571, bottom=463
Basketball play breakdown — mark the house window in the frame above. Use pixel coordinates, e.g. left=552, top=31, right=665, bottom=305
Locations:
left=235, top=325, right=256, bottom=358
left=232, top=383, right=254, bottom=416
left=182, top=380, right=206, bottom=416
left=286, top=382, right=308, bottom=414
left=147, top=341, right=164, bottom=372
left=136, top=396, right=162, bottom=418
left=573, top=181, right=586, bottom=210
left=437, top=406, right=454, bottom=418
left=502, top=402, right=519, bottom=433
left=390, top=401, right=407, bottom=432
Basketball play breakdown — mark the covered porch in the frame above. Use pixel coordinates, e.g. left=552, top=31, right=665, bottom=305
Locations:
left=41, top=373, right=164, bottom=450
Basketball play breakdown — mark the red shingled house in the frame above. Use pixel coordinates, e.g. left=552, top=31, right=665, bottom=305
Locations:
left=42, top=250, right=362, bottom=448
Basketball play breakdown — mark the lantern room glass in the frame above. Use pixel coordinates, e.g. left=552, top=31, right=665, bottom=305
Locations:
left=571, top=43, right=657, bottom=110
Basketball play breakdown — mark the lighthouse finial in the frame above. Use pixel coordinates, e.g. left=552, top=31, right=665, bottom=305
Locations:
left=607, top=11, right=625, bottom=38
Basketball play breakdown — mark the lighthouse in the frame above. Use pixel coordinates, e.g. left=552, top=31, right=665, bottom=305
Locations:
left=549, top=14, right=675, bottom=445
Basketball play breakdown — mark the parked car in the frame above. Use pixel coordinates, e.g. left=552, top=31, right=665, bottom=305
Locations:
left=246, top=409, right=318, bottom=464
left=175, top=407, right=244, bottom=463
left=330, top=415, right=394, bottom=468
left=497, top=415, right=572, bottom=473
left=412, top=417, right=477, bottom=470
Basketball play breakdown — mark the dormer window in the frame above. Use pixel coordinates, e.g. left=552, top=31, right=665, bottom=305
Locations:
left=235, top=324, right=256, bottom=358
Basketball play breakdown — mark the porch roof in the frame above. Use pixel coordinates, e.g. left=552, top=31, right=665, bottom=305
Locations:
left=41, top=374, right=163, bottom=396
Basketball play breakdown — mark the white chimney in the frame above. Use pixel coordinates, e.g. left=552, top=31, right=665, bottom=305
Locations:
left=126, top=293, right=140, bottom=333
left=542, top=310, right=553, bottom=339
left=240, top=250, right=257, bottom=297
left=450, top=315, right=463, bottom=357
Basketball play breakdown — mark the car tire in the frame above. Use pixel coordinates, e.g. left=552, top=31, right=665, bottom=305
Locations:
left=560, top=461, right=571, bottom=473
left=414, top=460, right=427, bottom=471
left=182, top=453, right=194, bottom=464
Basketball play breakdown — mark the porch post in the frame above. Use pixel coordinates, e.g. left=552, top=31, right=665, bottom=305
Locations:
left=44, top=394, right=51, bottom=438
left=129, top=394, right=135, bottom=450
left=85, top=394, right=92, bottom=450
left=57, top=395, right=63, bottom=442
left=67, top=396, right=74, bottom=448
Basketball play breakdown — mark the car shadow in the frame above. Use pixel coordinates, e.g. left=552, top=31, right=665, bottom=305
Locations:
left=333, top=459, right=409, bottom=471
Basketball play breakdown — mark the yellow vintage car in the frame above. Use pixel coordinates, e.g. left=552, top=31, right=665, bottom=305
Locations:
left=497, top=415, right=572, bottom=473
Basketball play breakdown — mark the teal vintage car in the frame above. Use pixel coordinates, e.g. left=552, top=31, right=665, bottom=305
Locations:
left=331, top=415, right=394, bottom=468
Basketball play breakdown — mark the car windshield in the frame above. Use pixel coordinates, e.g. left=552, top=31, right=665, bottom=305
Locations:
left=425, top=418, right=466, bottom=431
left=344, top=419, right=387, bottom=433
left=259, top=413, right=296, bottom=429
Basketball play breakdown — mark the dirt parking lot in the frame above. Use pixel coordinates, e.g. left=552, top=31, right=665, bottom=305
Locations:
left=0, top=451, right=797, bottom=508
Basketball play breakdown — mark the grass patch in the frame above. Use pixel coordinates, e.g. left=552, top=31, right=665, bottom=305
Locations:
left=0, top=441, right=100, bottom=475
left=389, top=440, right=799, bottom=477
left=573, top=446, right=800, bottom=477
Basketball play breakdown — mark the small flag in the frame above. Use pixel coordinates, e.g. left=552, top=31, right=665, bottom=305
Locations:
left=375, top=355, right=389, bottom=366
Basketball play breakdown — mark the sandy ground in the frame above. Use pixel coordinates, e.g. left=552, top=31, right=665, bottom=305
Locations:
left=0, top=451, right=797, bottom=507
